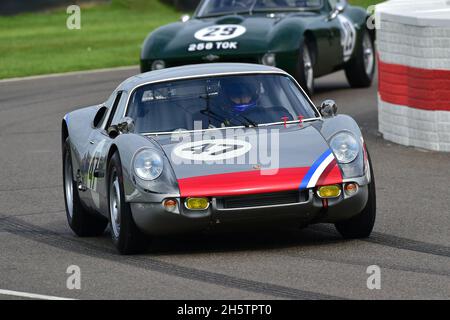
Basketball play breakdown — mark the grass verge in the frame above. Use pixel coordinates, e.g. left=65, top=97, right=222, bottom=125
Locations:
left=0, top=1, right=180, bottom=79
left=349, top=0, right=385, bottom=8
left=0, top=0, right=384, bottom=79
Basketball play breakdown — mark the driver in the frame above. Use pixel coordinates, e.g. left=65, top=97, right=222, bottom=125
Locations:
left=220, top=77, right=259, bottom=114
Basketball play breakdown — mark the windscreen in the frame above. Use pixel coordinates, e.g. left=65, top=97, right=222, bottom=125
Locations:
left=197, top=0, right=323, bottom=17
left=127, top=74, right=318, bottom=134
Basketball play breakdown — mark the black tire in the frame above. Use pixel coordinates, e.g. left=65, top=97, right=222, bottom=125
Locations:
left=107, top=152, right=149, bottom=255
left=294, top=41, right=315, bottom=96
left=335, top=148, right=376, bottom=239
left=344, top=28, right=375, bottom=88
left=63, top=138, right=108, bottom=237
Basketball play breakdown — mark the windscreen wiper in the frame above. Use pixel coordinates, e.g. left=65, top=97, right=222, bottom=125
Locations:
left=249, top=0, right=258, bottom=15
left=234, top=113, right=258, bottom=127
left=199, top=93, right=257, bottom=128
left=200, top=108, right=252, bottom=128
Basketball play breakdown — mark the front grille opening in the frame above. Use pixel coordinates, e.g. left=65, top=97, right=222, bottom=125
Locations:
left=170, top=57, right=259, bottom=68
left=219, top=190, right=308, bottom=209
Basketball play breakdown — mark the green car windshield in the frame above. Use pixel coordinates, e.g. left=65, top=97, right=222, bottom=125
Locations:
left=197, top=0, right=323, bottom=17
left=127, top=74, right=319, bottom=134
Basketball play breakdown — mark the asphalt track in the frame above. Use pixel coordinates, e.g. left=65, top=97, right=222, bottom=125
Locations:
left=0, top=67, right=449, bottom=300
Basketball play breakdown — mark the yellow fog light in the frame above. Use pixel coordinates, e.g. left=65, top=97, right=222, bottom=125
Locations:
left=185, top=197, right=209, bottom=210
left=317, top=185, right=341, bottom=198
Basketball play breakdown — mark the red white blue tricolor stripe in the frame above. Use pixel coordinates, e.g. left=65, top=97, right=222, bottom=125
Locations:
left=299, top=149, right=336, bottom=190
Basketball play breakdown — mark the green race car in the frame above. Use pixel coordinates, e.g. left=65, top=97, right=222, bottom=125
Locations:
left=140, top=0, right=375, bottom=95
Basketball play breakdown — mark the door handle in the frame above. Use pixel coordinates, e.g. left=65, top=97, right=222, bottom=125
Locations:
left=89, top=140, right=95, bottom=145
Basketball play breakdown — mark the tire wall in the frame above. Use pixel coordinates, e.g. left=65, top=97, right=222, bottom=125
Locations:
left=376, top=0, right=450, bottom=152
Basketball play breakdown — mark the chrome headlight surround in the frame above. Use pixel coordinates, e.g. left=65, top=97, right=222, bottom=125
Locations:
left=330, top=131, right=360, bottom=164
left=132, top=148, right=164, bottom=181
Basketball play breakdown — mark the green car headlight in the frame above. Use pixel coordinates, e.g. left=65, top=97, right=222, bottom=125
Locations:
left=151, top=60, right=166, bottom=71
left=262, top=53, right=276, bottom=66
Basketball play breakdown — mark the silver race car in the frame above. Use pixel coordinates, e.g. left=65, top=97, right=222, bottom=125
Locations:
left=62, top=63, right=376, bottom=254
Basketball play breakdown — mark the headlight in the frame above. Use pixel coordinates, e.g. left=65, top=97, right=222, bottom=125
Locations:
left=261, top=53, right=276, bottom=66
left=151, top=60, right=166, bottom=70
left=330, top=132, right=359, bottom=164
left=133, top=149, right=164, bottom=181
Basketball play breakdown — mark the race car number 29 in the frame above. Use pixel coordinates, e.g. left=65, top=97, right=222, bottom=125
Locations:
left=337, top=15, right=356, bottom=62
left=188, top=24, right=245, bottom=52
left=194, top=25, right=246, bottom=41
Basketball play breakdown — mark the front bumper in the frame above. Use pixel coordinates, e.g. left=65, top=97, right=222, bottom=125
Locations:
left=131, top=184, right=369, bottom=236
left=140, top=50, right=298, bottom=74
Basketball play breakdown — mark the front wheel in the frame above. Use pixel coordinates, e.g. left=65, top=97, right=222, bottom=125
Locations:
left=63, top=138, right=108, bottom=237
left=344, top=28, right=375, bottom=88
left=294, top=42, right=315, bottom=96
left=108, top=152, right=149, bottom=254
left=335, top=148, right=376, bottom=239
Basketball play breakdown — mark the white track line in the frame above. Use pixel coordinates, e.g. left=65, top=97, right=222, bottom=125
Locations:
left=0, top=289, right=75, bottom=300
left=0, top=65, right=139, bottom=84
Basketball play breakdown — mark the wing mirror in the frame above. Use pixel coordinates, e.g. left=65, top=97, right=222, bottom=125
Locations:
left=329, top=0, right=347, bottom=20
left=107, top=125, right=119, bottom=139
left=318, top=100, right=338, bottom=118
left=107, top=117, right=135, bottom=139
left=180, top=14, right=190, bottom=22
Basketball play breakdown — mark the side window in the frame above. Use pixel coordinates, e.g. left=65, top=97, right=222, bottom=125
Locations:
left=110, top=91, right=128, bottom=126
left=105, top=91, right=123, bottom=129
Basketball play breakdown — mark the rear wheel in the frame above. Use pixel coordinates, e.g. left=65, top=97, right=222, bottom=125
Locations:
left=108, top=152, right=149, bottom=254
left=63, top=138, right=108, bottom=237
left=344, top=29, right=375, bottom=88
left=335, top=149, right=376, bottom=239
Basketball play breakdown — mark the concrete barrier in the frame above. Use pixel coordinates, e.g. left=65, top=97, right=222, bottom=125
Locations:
left=376, top=0, right=450, bottom=151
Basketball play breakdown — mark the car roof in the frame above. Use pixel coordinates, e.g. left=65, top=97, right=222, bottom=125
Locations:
left=118, top=63, right=287, bottom=91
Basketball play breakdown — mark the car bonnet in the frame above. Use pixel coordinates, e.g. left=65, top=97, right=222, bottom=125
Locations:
left=149, top=124, right=343, bottom=197
left=159, top=13, right=316, bottom=57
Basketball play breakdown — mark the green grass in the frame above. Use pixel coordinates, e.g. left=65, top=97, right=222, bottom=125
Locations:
left=0, top=0, right=181, bottom=79
left=349, top=0, right=385, bottom=8
left=0, top=0, right=384, bottom=79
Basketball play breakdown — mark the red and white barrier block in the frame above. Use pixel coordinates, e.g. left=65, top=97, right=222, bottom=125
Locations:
left=376, top=0, right=450, bottom=151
